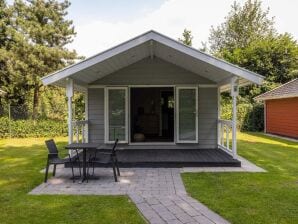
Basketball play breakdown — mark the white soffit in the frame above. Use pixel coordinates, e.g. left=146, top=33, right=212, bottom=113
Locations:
left=41, top=30, right=264, bottom=87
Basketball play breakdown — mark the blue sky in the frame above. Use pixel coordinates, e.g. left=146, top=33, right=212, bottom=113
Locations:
left=8, top=0, right=298, bottom=57
left=68, top=0, right=165, bottom=24
left=64, top=0, right=298, bottom=57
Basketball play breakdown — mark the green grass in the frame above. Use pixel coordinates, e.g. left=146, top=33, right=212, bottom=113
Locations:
left=0, top=137, right=145, bottom=224
left=182, top=132, right=298, bottom=224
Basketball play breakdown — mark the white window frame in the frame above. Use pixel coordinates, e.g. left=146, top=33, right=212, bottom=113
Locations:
left=104, top=87, right=128, bottom=144
left=176, top=86, right=198, bottom=143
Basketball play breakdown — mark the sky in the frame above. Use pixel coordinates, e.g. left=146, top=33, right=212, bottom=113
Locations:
left=66, top=0, right=298, bottom=57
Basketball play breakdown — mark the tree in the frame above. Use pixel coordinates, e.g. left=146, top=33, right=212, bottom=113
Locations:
left=209, top=0, right=298, bottom=100
left=0, top=0, right=29, bottom=109
left=209, top=0, right=275, bottom=56
left=12, top=0, right=80, bottom=119
left=209, top=0, right=298, bottom=131
left=178, top=29, right=193, bottom=46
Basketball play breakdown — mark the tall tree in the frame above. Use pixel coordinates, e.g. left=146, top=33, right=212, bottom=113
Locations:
left=0, top=0, right=29, bottom=109
left=178, top=29, right=193, bottom=46
left=209, top=0, right=275, bottom=55
left=208, top=0, right=298, bottom=100
left=12, top=0, right=79, bottom=119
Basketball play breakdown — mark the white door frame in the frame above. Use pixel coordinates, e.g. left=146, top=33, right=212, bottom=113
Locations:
left=176, top=86, right=198, bottom=143
left=104, top=87, right=128, bottom=143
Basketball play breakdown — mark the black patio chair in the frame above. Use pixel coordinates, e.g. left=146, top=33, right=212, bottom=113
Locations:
left=87, top=139, right=120, bottom=182
left=44, top=139, right=81, bottom=183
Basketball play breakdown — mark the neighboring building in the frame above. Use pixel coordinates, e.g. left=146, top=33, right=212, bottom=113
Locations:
left=41, top=30, right=264, bottom=166
left=255, top=78, right=298, bottom=139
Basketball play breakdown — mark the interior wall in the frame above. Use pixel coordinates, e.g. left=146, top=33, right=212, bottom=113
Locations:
left=130, top=87, right=174, bottom=141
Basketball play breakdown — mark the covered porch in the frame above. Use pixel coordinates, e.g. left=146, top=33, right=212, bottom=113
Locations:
left=66, top=147, right=241, bottom=168
left=41, top=30, right=264, bottom=167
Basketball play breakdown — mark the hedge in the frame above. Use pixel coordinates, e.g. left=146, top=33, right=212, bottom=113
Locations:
left=221, top=100, right=264, bottom=132
left=0, top=117, right=68, bottom=138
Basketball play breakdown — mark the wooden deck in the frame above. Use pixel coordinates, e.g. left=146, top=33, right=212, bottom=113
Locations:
left=69, top=148, right=241, bottom=168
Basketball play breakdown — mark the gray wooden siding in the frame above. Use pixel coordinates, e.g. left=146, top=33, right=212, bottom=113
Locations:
left=88, top=88, right=104, bottom=143
left=197, top=87, right=218, bottom=148
left=88, top=58, right=218, bottom=148
left=92, top=57, right=215, bottom=85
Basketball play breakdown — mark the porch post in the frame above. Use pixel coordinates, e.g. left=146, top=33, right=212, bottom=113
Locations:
left=217, top=87, right=221, bottom=145
left=84, top=91, right=89, bottom=143
left=231, top=77, right=238, bottom=159
left=66, top=78, right=73, bottom=144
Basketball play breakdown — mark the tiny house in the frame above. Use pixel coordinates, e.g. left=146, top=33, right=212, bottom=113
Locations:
left=41, top=31, right=264, bottom=166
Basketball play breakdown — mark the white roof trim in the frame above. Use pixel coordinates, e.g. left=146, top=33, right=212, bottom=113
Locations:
left=41, top=30, right=264, bottom=86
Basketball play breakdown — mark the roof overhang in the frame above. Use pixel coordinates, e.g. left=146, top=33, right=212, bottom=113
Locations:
left=41, top=30, right=264, bottom=91
left=255, top=94, right=298, bottom=101
left=255, top=78, right=298, bottom=101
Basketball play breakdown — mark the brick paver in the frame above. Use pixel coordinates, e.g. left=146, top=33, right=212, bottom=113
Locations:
left=31, top=157, right=264, bottom=223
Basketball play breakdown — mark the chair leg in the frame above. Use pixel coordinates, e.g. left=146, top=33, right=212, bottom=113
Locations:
left=78, top=159, right=82, bottom=177
left=53, top=164, right=56, bottom=176
left=71, top=163, right=75, bottom=183
left=76, top=149, right=82, bottom=177
left=92, top=161, right=95, bottom=176
left=86, top=162, right=90, bottom=183
left=112, top=160, right=118, bottom=182
left=115, top=157, right=120, bottom=176
left=68, top=154, right=75, bottom=183
left=44, top=159, right=49, bottom=183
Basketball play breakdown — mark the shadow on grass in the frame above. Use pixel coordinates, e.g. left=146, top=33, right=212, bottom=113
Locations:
left=0, top=138, right=145, bottom=224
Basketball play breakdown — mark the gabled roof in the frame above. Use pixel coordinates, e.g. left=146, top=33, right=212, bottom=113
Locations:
left=41, top=30, right=264, bottom=89
left=255, top=78, right=298, bottom=101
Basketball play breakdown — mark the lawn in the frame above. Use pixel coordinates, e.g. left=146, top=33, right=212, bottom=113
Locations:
left=182, top=132, right=298, bottom=224
left=0, top=137, right=145, bottom=224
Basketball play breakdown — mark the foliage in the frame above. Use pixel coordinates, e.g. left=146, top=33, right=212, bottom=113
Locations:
left=209, top=0, right=298, bottom=131
left=0, top=0, right=31, bottom=108
left=241, top=103, right=264, bottom=131
left=0, top=137, right=145, bottom=224
left=221, top=95, right=264, bottom=131
left=223, top=33, right=298, bottom=100
left=209, top=0, right=298, bottom=99
left=183, top=132, right=298, bottom=224
left=0, top=0, right=81, bottom=119
left=0, top=117, right=68, bottom=138
left=209, top=0, right=275, bottom=55
left=178, top=28, right=193, bottom=46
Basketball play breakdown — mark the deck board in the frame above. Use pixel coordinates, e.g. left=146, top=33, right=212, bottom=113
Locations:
left=68, top=148, right=241, bottom=168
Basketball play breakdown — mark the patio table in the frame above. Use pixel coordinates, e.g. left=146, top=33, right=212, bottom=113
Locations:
left=65, top=143, right=103, bottom=183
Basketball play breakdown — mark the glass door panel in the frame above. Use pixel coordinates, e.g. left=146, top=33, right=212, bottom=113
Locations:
left=106, top=87, right=128, bottom=143
left=176, top=87, right=198, bottom=143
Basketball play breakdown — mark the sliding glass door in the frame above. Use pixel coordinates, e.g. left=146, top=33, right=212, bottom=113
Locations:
left=176, top=87, right=198, bottom=143
left=105, top=87, right=128, bottom=143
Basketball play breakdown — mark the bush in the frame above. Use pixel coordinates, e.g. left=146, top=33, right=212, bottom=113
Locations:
left=221, top=97, right=264, bottom=131
left=0, top=117, right=68, bottom=138
left=241, top=103, right=264, bottom=131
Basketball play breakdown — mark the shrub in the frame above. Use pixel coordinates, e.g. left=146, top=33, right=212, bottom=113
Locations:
left=241, top=103, right=264, bottom=131
left=0, top=117, right=67, bottom=138
left=221, top=97, right=264, bottom=131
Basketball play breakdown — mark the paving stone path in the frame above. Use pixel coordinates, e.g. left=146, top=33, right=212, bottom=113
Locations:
left=31, top=157, right=264, bottom=224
